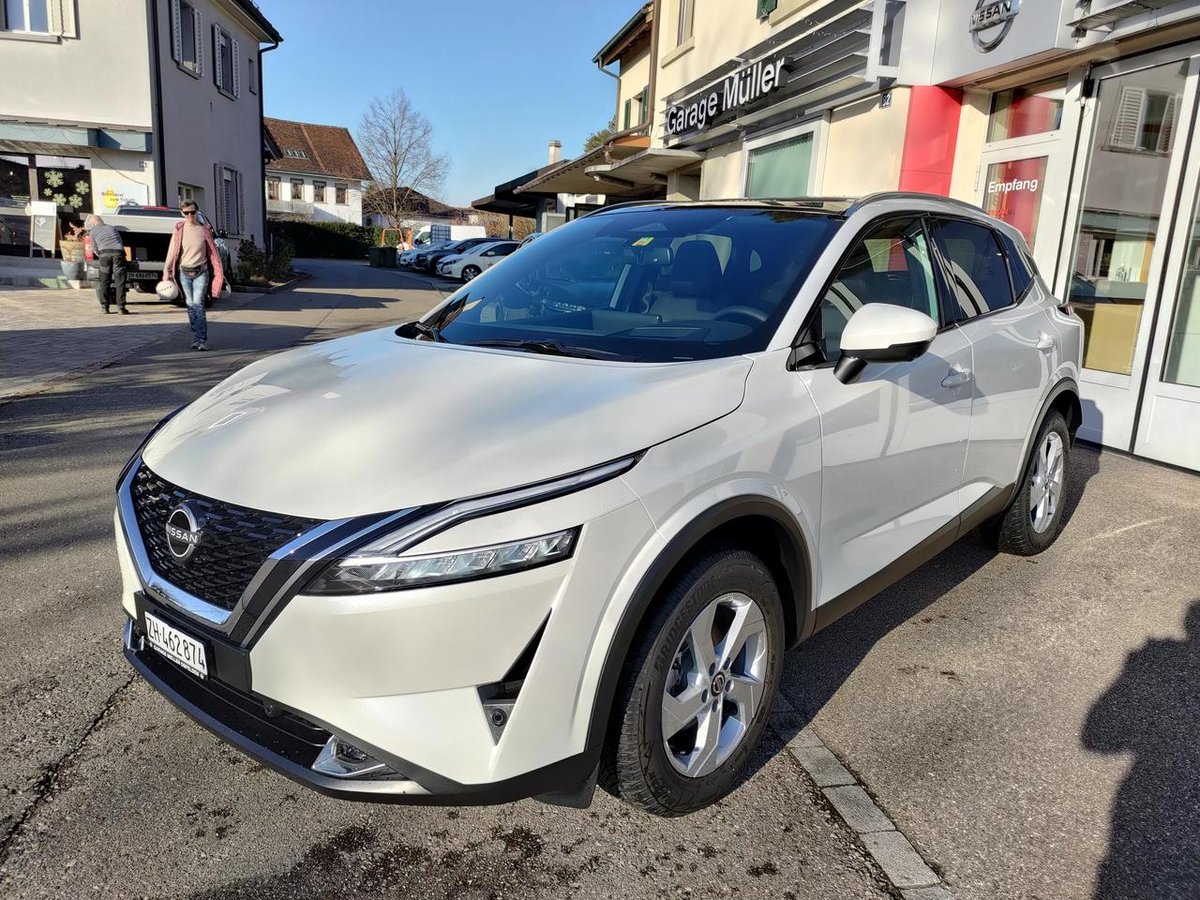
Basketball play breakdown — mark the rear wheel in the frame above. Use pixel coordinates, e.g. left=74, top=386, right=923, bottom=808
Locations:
left=600, top=547, right=784, bottom=816
left=982, top=410, right=1070, bottom=555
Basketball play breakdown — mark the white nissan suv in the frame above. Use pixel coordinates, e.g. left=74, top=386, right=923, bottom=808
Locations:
left=116, top=194, right=1082, bottom=815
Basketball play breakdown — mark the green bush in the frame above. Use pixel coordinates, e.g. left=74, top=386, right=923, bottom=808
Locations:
left=235, top=239, right=268, bottom=283
left=268, top=220, right=376, bottom=259
left=267, top=235, right=294, bottom=280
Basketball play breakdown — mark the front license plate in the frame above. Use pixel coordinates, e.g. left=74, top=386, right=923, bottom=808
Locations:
left=144, top=612, right=208, bottom=679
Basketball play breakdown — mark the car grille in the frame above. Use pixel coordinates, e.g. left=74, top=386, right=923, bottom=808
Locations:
left=130, top=465, right=322, bottom=611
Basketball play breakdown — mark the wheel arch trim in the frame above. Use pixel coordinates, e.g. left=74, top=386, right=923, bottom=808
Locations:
left=583, top=494, right=814, bottom=754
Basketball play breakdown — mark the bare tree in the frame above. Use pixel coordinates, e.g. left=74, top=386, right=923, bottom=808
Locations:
left=477, top=211, right=536, bottom=240
left=358, top=89, right=450, bottom=228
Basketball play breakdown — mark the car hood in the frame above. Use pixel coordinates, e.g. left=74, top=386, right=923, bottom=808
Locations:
left=142, top=328, right=752, bottom=520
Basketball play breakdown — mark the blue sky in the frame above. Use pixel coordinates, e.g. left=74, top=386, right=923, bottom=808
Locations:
left=257, top=0, right=641, bottom=207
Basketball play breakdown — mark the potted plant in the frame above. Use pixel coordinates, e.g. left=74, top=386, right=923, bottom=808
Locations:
left=59, top=223, right=86, bottom=280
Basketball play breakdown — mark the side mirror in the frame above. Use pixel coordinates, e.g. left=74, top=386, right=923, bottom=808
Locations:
left=834, top=304, right=938, bottom=384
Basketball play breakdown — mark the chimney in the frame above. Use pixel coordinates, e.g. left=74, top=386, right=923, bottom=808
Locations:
left=548, top=140, right=562, bottom=165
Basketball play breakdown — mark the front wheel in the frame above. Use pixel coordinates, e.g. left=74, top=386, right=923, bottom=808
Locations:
left=982, top=410, right=1070, bottom=555
left=600, top=547, right=784, bottom=816
left=461, top=265, right=481, bottom=282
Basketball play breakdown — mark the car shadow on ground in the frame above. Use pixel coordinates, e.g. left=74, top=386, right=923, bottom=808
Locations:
left=745, top=443, right=1102, bottom=788
left=1082, top=598, right=1200, bottom=900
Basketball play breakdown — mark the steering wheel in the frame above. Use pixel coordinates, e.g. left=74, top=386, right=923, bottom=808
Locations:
left=714, top=305, right=769, bottom=324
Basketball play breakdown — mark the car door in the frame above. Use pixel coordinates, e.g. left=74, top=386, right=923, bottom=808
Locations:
left=930, top=218, right=1051, bottom=506
left=799, top=216, right=973, bottom=604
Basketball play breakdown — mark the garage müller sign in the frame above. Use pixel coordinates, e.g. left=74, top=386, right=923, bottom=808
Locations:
left=666, top=54, right=788, bottom=139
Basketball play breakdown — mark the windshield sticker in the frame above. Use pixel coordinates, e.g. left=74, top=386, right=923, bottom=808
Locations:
left=632, top=236, right=655, bottom=247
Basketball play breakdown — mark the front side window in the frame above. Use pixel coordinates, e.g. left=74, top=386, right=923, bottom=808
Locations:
left=933, top=219, right=1014, bottom=321
left=3, top=0, right=50, bottom=32
left=816, top=217, right=938, bottom=359
left=420, top=207, right=841, bottom=363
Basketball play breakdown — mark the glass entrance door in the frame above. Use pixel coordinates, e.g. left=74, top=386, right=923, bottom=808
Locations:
left=1057, top=50, right=1200, bottom=451
left=1133, top=102, right=1200, bottom=469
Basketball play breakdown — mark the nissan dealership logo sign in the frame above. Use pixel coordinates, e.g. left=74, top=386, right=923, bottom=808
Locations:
left=969, top=0, right=1020, bottom=53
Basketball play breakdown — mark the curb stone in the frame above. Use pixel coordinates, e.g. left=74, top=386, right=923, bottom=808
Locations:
left=770, top=692, right=957, bottom=899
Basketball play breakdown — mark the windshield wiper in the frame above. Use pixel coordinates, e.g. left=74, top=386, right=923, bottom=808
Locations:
left=465, top=338, right=634, bottom=361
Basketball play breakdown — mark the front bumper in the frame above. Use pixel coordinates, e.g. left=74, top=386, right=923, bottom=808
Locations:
left=117, top=460, right=655, bottom=805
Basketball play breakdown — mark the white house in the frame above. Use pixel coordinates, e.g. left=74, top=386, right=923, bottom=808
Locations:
left=0, top=0, right=282, bottom=256
left=263, top=118, right=369, bottom=226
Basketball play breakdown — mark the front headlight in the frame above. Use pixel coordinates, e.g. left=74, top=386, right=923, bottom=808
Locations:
left=305, top=527, right=579, bottom=595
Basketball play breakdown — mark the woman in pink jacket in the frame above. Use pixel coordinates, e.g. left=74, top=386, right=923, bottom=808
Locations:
left=164, top=200, right=225, bottom=351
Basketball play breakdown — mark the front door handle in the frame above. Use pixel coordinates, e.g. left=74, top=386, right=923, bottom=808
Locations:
left=1036, top=333, right=1055, bottom=352
left=942, top=367, right=973, bottom=389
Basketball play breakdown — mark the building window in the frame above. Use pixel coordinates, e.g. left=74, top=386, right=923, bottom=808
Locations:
left=247, top=57, right=258, bottom=94
left=2, top=0, right=50, bottom=32
left=313, top=181, right=326, bottom=203
left=178, top=183, right=202, bottom=207
left=283, top=148, right=307, bottom=159
left=290, top=179, right=303, bottom=201
left=1108, top=85, right=1181, bottom=154
left=988, top=77, right=1066, bottom=142
left=213, top=24, right=239, bottom=98
left=756, top=0, right=779, bottom=18
left=676, top=0, right=693, bottom=46
left=335, top=183, right=347, bottom=205
left=170, top=0, right=202, bottom=77
left=266, top=178, right=280, bottom=201
left=746, top=133, right=814, bottom=199
left=214, top=165, right=243, bottom=235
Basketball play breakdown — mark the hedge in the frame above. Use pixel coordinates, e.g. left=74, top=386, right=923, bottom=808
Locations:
left=267, top=220, right=385, bottom=259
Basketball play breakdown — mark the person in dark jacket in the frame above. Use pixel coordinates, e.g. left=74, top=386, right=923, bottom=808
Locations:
left=85, top=215, right=128, bottom=314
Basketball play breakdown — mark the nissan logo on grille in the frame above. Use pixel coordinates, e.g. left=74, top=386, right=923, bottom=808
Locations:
left=164, top=503, right=203, bottom=562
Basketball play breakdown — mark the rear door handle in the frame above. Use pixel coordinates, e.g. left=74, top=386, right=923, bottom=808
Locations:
left=942, top=367, right=973, bottom=389
left=1036, top=334, right=1055, bottom=352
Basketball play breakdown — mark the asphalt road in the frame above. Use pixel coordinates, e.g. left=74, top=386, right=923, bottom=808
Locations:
left=1, top=258, right=1197, bottom=899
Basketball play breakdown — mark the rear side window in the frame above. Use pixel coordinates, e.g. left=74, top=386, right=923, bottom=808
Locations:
left=933, top=220, right=1014, bottom=321
left=998, top=231, right=1034, bottom=298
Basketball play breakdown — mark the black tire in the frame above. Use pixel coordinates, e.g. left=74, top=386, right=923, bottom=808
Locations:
left=981, top=410, right=1071, bottom=555
left=599, top=546, right=785, bottom=816
left=462, top=265, right=481, bottom=282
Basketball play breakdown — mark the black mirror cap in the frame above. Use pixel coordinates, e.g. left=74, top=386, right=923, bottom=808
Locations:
left=834, top=338, right=933, bottom=384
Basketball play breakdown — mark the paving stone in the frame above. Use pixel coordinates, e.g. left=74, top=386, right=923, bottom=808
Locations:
left=862, top=831, right=940, bottom=889
left=900, top=886, right=957, bottom=900
left=792, top=745, right=856, bottom=787
left=823, top=785, right=895, bottom=833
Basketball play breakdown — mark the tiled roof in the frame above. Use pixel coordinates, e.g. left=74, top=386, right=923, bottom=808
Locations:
left=264, top=118, right=371, bottom=181
left=364, top=187, right=473, bottom=219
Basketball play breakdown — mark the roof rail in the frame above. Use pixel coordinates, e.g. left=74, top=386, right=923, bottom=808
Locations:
left=844, top=192, right=985, bottom=217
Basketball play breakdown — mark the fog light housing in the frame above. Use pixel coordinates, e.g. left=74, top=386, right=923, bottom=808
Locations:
left=312, top=736, right=394, bottom=779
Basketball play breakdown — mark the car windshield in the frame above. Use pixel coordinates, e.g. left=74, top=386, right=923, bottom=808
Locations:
left=414, top=206, right=841, bottom=362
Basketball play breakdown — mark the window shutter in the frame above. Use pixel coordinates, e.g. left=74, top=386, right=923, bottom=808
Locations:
left=231, top=38, right=241, bottom=97
left=639, top=86, right=649, bottom=125
left=213, top=25, right=223, bottom=90
left=193, top=8, right=203, bottom=77
left=1109, top=86, right=1145, bottom=150
left=235, top=171, right=245, bottom=235
left=170, top=0, right=182, bottom=62
left=757, top=0, right=779, bottom=17
left=623, top=98, right=632, bottom=130
left=213, top=164, right=225, bottom=232
left=1158, top=94, right=1180, bottom=153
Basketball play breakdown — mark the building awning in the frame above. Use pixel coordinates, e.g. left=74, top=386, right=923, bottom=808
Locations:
left=515, top=137, right=650, bottom=196
left=471, top=163, right=563, bottom=218
left=589, top=148, right=703, bottom=188
left=0, top=120, right=151, bottom=155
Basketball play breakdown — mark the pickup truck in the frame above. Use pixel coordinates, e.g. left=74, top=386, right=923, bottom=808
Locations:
left=85, top=206, right=232, bottom=307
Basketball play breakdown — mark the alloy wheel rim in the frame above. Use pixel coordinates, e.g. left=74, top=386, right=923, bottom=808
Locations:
left=661, top=592, right=768, bottom=778
left=1030, top=431, right=1065, bottom=534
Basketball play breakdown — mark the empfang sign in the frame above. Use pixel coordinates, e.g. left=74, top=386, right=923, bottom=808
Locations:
left=988, top=176, right=1039, bottom=194
left=666, top=55, right=787, bottom=137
